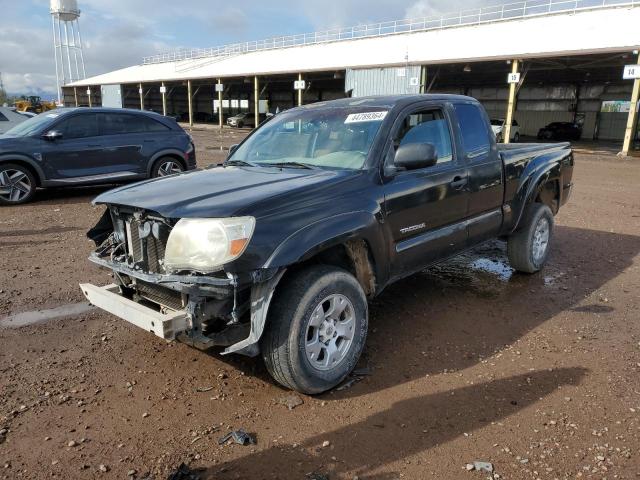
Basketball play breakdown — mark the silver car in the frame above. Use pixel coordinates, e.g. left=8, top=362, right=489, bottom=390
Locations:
left=0, top=107, right=27, bottom=134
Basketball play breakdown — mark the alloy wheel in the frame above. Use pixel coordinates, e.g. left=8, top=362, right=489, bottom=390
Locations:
left=305, top=294, right=356, bottom=371
left=157, top=161, right=183, bottom=177
left=532, top=217, right=550, bottom=263
left=0, top=168, right=33, bottom=203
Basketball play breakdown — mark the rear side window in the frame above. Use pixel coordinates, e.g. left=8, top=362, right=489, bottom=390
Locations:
left=58, top=113, right=99, bottom=139
left=100, top=113, right=169, bottom=135
left=453, top=104, right=491, bottom=158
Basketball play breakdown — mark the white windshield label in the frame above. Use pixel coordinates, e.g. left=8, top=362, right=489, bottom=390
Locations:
left=344, top=111, right=388, bottom=124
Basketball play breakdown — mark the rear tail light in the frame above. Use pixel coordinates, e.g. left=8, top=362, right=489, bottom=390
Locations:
left=184, top=142, right=194, bottom=160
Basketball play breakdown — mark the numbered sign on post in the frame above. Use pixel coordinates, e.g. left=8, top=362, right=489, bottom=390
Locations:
left=507, top=72, right=521, bottom=84
left=294, top=80, right=306, bottom=90
left=159, top=86, right=167, bottom=94
left=623, top=65, right=640, bottom=80
left=215, top=84, right=224, bottom=92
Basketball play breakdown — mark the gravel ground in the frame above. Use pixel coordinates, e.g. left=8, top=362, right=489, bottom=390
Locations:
left=0, top=128, right=639, bottom=480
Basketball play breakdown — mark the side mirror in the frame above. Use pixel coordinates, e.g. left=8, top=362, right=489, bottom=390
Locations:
left=43, top=130, right=63, bottom=141
left=395, top=143, right=438, bottom=170
left=228, top=144, right=239, bottom=158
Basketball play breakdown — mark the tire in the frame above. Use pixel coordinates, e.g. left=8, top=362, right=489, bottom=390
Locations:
left=237, top=122, right=244, bottom=129
left=496, top=133, right=503, bottom=143
left=513, top=133, right=520, bottom=143
left=151, top=157, right=184, bottom=178
left=261, top=265, right=368, bottom=394
left=0, top=163, right=37, bottom=205
left=507, top=202, right=554, bottom=274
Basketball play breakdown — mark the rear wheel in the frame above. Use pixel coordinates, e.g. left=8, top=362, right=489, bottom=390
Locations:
left=513, top=132, right=520, bottom=143
left=152, top=157, right=184, bottom=178
left=507, top=202, right=554, bottom=273
left=0, top=164, right=36, bottom=205
left=261, top=265, right=368, bottom=394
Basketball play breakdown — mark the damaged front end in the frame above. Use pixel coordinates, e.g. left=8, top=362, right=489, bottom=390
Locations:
left=81, top=207, right=283, bottom=357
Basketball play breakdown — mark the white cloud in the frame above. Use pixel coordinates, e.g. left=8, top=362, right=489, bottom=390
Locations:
left=0, top=0, right=493, bottom=96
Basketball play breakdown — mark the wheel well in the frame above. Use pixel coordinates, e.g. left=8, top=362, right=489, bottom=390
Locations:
left=153, top=154, right=186, bottom=171
left=535, top=180, right=560, bottom=215
left=0, top=160, right=41, bottom=187
left=283, top=240, right=377, bottom=298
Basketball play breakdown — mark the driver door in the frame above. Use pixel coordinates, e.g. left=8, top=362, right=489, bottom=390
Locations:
left=40, top=112, right=104, bottom=181
left=383, top=104, right=469, bottom=279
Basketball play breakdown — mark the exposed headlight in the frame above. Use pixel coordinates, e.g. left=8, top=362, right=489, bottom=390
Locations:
left=164, top=217, right=255, bottom=273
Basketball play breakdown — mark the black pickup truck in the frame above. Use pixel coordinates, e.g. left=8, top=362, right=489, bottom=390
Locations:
left=81, top=95, right=574, bottom=394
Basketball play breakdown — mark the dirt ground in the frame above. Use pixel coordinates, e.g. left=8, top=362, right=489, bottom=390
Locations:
left=1, top=128, right=639, bottom=480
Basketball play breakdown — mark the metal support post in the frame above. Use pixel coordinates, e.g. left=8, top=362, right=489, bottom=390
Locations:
left=504, top=60, right=519, bottom=144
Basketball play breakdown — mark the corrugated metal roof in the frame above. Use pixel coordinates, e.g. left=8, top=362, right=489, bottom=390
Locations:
left=67, top=4, right=640, bottom=87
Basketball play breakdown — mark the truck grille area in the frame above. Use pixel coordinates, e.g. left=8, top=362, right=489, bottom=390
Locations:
left=125, top=216, right=170, bottom=274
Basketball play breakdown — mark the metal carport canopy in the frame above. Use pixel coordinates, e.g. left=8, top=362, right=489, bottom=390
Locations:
left=68, top=4, right=640, bottom=87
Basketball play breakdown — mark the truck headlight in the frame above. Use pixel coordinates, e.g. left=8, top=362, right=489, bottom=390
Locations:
left=164, top=217, right=255, bottom=273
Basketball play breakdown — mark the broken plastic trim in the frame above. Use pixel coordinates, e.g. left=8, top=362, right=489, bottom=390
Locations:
left=221, top=269, right=286, bottom=357
left=88, top=253, right=234, bottom=289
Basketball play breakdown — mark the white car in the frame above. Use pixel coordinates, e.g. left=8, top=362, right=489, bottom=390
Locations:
left=491, top=119, right=520, bottom=143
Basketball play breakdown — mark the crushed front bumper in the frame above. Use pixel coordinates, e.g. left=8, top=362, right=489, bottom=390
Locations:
left=80, top=283, right=189, bottom=340
left=83, top=254, right=286, bottom=357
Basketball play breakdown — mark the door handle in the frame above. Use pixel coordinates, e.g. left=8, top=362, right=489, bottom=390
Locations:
left=450, top=176, right=468, bottom=190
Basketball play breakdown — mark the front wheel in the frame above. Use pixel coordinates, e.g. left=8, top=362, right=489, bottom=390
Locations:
left=513, top=133, right=520, bottom=143
left=507, top=203, right=554, bottom=273
left=261, top=265, right=368, bottom=394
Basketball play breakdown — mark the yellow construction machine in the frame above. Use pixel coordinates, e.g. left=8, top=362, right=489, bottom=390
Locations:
left=14, top=96, right=57, bottom=114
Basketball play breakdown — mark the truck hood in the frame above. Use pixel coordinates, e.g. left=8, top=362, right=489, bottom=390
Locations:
left=94, top=165, right=357, bottom=219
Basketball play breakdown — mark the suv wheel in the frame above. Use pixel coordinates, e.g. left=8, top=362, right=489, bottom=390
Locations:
left=0, top=164, right=36, bottom=205
left=514, top=133, right=520, bottom=143
left=152, top=157, right=184, bottom=178
left=507, top=202, right=554, bottom=273
left=261, top=265, right=368, bottom=394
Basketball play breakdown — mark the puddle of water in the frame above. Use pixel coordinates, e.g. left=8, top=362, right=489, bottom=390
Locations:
left=470, top=258, right=514, bottom=281
left=0, top=302, right=95, bottom=328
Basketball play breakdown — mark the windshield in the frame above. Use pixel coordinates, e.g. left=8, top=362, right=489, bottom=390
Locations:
left=228, top=106, right=388, bottom=170
left=2, top=111, right=60, bottom=137
left=490, top=119, right=504, bottom=126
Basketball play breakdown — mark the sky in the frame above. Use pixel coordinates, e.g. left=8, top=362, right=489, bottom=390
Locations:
left=0, top=0, right=492, bottom=97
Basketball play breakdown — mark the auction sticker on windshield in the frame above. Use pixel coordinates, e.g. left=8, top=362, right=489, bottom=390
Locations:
left=344, top=111, right=388, bottom=123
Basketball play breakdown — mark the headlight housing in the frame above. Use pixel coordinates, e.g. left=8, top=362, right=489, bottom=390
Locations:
left=164, top=217, right=255, bottom=273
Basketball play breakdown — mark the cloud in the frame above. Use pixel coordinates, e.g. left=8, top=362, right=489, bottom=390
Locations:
left=0, top=0, right=493, bottom=96
left=405, top=0, right=493, bottom=18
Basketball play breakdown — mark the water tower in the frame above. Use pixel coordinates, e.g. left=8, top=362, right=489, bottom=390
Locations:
left=50, top=0, right=86, bottom=104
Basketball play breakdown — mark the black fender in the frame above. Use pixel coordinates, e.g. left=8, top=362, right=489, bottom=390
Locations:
left=145, top=149, right=186, bottom=176
left=264, top=211, right=389, bottom=291
left=0, top=154, right=46, bottom=185
left=506, top=154, right=564, bottom=234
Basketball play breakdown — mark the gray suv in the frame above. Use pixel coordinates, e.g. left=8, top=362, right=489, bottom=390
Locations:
left=0, top=108, right=196, bottom=205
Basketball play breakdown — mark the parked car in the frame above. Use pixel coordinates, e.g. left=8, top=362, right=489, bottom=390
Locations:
left=81, top=95, right=574, bottom=394
left=226, top=112, right=267, bottom=128
left=537, top=122, right=582, bottom=141
left=0, top=108, right=196, bottom=205
left=491, top=118, right=520, bottom=142
left=0, top=106, right=27, bottom=134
